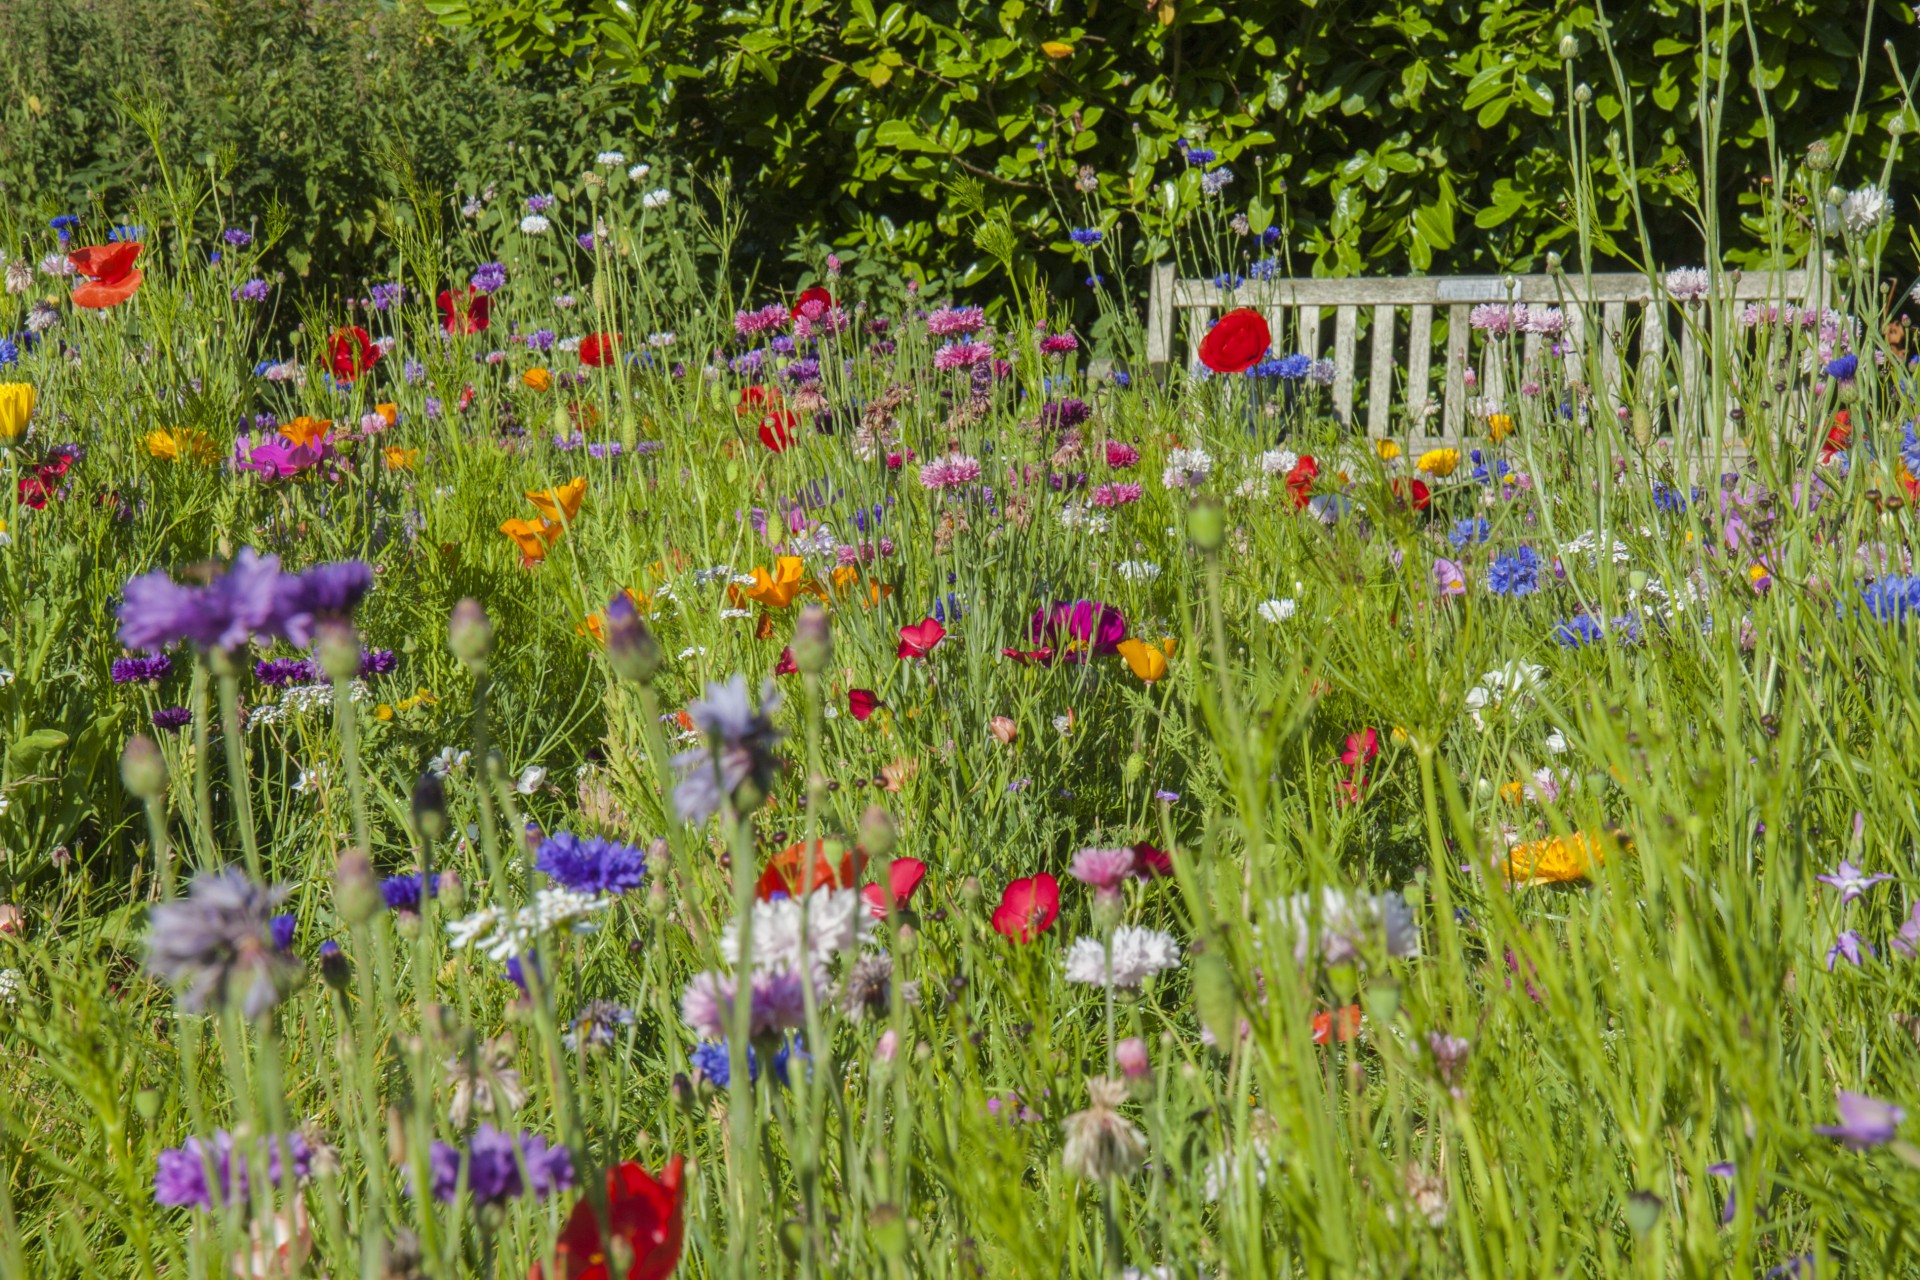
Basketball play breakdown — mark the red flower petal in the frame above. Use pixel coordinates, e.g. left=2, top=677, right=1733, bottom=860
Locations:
left=847, top=688, right=882, bottom=721
left=71, top=269, right=143, bottom=309
left=862, top=857, right=928, bottom=919
left=540, top=1155, right=686, bottom=1280
left=991, top=873, right=1060, bottom=942
left=897, top=617, right=946, bottom=659
left=1196, top=308, right=1271, bottom=374
left=791, top=286, right=834, bottom=318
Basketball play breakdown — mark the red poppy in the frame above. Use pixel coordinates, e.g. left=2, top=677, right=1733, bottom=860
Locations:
left=1284, top=455, right=1319, bottom=509
left=848, top=688, right=883, bottom=721
left=862, top=857, right=928, bottom=919
left=68, top=242, right=144, bottom=309
left=437, top=287, right=490, bottom=335
left=897, top=617, right=946, bottom=660
left=1822, top=410, right=1852, bottom=461
left=773, top=647, right=799, bottom=676
left=580, top=333, right=622, bottom=368
left=1000, top=646, right=1057, bottom=666
left=1312, top=1005, right=1363, bottom=1045
left=1196, top=307, right=1270, bottom=374
left=538, top=1155, right=685, bottom=1280
left=740, top=386, right=799, bottom=452
left=329, top=326, right=381, bottom=382
left=1130, top=842, right=1174, bottom=879
left=757, top=839, right=866, bottom=901
left=1339, top=728, right=1379, bottom=769
left=991, top=874, right=1060, bottom=942
left=791, top=286, right=834, bottom=318
left=1391, top=477, right=1431, bottom=512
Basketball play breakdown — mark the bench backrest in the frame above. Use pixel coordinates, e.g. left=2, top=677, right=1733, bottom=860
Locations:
left=1144, top=265, right=1816, bottom=443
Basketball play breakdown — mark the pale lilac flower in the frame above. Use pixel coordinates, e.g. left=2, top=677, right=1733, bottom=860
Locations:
left=1813, top=1089, right=1905, bottom=1149
left=1815, top=860, right=1893, bottom=903
left=1664, top=268, right=1711, bottom=303
left=1069, top=847, right=1137, bottom=897
left=1826, top=930, right=1872, bottom=969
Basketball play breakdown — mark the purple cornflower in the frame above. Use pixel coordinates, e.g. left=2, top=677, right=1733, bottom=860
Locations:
left=1826, top=930, right=1872, bottom=969
left=524, top=193, right=556, bottom=214
left=273, top=560, right=374, bottom=647
left=153, top=1130, right=313, bottom=1209
left=380, top=873, right=437, bottom=914
left=1706, top=1162, right=1738, bottom=1224
left=1040, top=398, right=1091, bottom=429
left=730, top=349, right=766, bottom=377
left=230, top=279, right=271, bottom=303
left=368, top=282, right=403, bottom=311
left=144, top=869, right=300, bottom=1017
left=470, top=262, right=507, bottom=294
left=119, top=550, right=283, bottom=652
left=269, top=913, right=296, bottom=952
left=112, top=654, right=174, bottom=684
left=1815, top=860, right=1893, bottom=902
left=361, top=648, right=397, bottom=675
left=1154, top=789, right=1180, bottom=803
left=427, top=1125, right=572, bottom=1205
left=152, top=707, right=191, bottom=730
left=256, top=657, right=318, bottom=687
left=783, top=357, right=822, bottom=384
left=1812, top=1089, right=1905, bottom=1149
left=222, top=228, right=253, bottom=247
left=535, top=832, right=648, bottom=895
left=670, top=675, right=785, bottom=824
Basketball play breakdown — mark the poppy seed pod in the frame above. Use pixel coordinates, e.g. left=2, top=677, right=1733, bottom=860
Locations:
left=792, top=603, right=832, bottom=676
left=1187, top=495, right=1227, bottom=552
left=447, top=598, right=492, bottom=672
left=120, top=734, right=169, bottom=800
left=335, top=849, right=382, bottom=926
left=412, top=773, right=450, bottom=842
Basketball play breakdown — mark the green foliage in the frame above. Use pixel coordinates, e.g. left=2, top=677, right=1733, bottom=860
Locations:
left=0, top=0, right=644, bottom=286
left=424, top=0, right=1914, bottom=293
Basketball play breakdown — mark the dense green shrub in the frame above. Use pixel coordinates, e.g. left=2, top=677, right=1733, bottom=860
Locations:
left=425, top=0, right=1912, bottom=295
left=0, top=0, right=643, bottom=287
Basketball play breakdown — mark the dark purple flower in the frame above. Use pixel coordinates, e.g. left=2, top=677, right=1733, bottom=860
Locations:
left=230, top=279, right=271, bottom=303
left=222, top=228, right=253, bottom=247
left=1813, top=1089, right=1905, bottom=1149
left=1706, top=1162, right=1737, bottom=1224
left=153, top=1130, right=312, bottom=1210
left=427, top=1125, right=571, bottom=1205
left=1039, top=398, right=1091, bottom=429
left=112, top=654, right=174, bottom=684
left=145, top=869, right=300, bottom=1017
left=361, top=648, right=397, bottom=676
left=152, top=706, right=192, bottom=730
left=380, top=872, right=436, bottom=914
left=269, top=913, right=296, bottom=952
left=256, top=657, right=318, bottom=686
left=273, top=561, right=373, bottom=648
left=1814, top=860, right=1893, bottom=903
left=535, top=832, right=648, bottom=895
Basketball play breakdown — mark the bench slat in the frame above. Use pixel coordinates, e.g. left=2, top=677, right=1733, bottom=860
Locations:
left=1367, top=304, right=1395, bottom=438
left=1406, top=303, right=1433, bottom=434
left=1332, top=306, right=1358, bottom=424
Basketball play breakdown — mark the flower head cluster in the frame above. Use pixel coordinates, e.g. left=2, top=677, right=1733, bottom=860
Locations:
left=154, top=1130, right=314, bottom=1209
left=925, top=306, right=987, bottom=338
left=1062, top=926, right=1181, bottom=987
left=445, top=890, right=612, bottom=961
left=427, top=1125, right=572, bottom=1205
left=535, top=832, right=648, bottom=895
left=144, top=869, right=301, bottom=1017
left=919, top=454, right=984, bottom=491
left=1161, top=447, right=1214, bottom=490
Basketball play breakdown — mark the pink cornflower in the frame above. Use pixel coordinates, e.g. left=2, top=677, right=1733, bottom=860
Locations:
left=919, top=454, right=984, bottom=491
left=794, top=306, right=852, bottom=341
left=1069, top=847, right=1137, bottom=898
left=1468, top=304, right=1516, bottom=335
left=734, top=303, right=790, bottom=338
left=1091, top=482, right=1143, bottom=507
left=925, top=306, right=987, bottom=337
left=680, top=969, right=808, bottom=1040
left=1105, top=441, right=1139, bottom=469
left=933, top=340, right=994, bottom=371
left=1039, top=333, right=1080, bottom=356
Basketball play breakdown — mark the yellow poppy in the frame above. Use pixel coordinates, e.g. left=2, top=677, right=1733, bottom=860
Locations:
left=1375, top=439, right=1401, bottom=461
left=375, top=704, right=395, bottom=722
left=1416, top=448, right=1460, bottom=477
left=373, top=402, right=399, bottom=427
left=526, top=476, right=587, bottom=523
left=144, top=427, right=217, bottom=463
left=522, top=367, right=553, bottom=392
left=1487, top=414, right=1515, bottom=442
left=746, top=556, right=820, bottom=609
left=281, top=416, right=333, bottom=449
left=383, top=447, right=419, bottom=471
left=1116, top=637, right=1170, bottom=682
left=1040, top=39, right=1075, bottom=58
left=0, top=383, right=34, bottom=442
left=1502, top=831, right=1617, bottom=886
left=500, top=517, right=563, bottom=562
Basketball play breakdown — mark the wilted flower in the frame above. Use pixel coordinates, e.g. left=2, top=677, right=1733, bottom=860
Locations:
left=1060, top=1076, right=1146, bottom=1180
left=671, top=675, right=785, bottom=823
left=444, top=1035, right=528, bottom=1128
left=145, top=870, right=300, bottom=1017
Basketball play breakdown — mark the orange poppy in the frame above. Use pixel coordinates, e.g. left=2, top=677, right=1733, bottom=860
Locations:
left=527, top=476, right=587, bottom=523
left=281, top=416, right=333, bottom=449
left=757, top=839, right=866, bottom=901
left=500, top=517, right=563, bottom=563
left=745, top=557, right=819, bottom=609
left=68, top=242, right=144, bottom=309
left=522, top=367, right=553, bottom=392
left=373, top=402, right=399, bottom=427
left=382, top=447, right=418, bottom=471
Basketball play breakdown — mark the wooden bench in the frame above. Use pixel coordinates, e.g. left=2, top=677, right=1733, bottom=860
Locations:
left=1143, top=265, right=1816, bottom=443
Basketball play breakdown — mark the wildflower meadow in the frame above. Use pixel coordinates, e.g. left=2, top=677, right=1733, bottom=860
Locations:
left=3, top=17, right=1920, bottom=1280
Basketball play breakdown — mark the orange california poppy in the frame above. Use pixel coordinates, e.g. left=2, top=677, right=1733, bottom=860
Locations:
left=522, top=367, right=553, bottom=392
left=1115, top=637, right=1172, bottom=682
left=757, top=839, right=867, bottom=901
left=500, top=517, right=563, bottom=563
left=745, top=556, right=819, bottom=609
left=527, top=476, right=588, bottom=523
left=383, top=447, right=418, bottom=471
left=281, top=416, right=333, bottom=449
left=68, top=242, right=144, bottom=309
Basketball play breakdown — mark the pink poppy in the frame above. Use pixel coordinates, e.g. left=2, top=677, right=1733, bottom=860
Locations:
left=1340, top=729, right=1379, bottom=768
left=897, top=617, right=946, bottom=660
left=862, top=857, right=928, bottom=919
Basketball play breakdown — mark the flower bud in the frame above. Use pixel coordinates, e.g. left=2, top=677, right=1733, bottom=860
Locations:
left=447, top=598, right=492, bottom=672
left=1557, top=33, right=1579, bottom=59
left=604, top=593, right=661, bottom=682
left=1573, top=83, right=1592, bottom=106
left=859, top=805, right=897, bottom=859
left=437, top=870, right=464, bottom=914
left=314, top=620, right=361, bottom=683
left=412, top=773, right=450, bottom=842
left=335, top=848, right=382, bottom=926
left=1805, top=139, right=1832, bottom=172
left=792, top=604, right=832, bottom=676
left=988, top=716, right=1018, bottom=745
left=1186, top=495, right=1226, bottom=552
left=1115, top=1036, right=1151, bottom=1079
left=120, top=734, right=169, bottom=801
left=317, top=939, right=351, bottom=991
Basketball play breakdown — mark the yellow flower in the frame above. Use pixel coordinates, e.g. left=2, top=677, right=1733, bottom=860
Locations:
left=1748, top=563, right=1770, bottom=583
left=1115, top=637, right=1170, bottom=682
left=1416, top=448, right=1460, bottom=477
left=526, top=476, right=587, bottom=523
left=0, top=383, right=35, bottom=442
left=375, top=704, right=395, bottom=721
left=745, top=556, right=820, bottom=609
left=144, top=427, right=217, bottom=463
left=383, top=446, right=419, bottom=471
left=1040, top=39, right=1075, bottom=58
left=1502, top=831, right=1619, bottom=886
left=522, top=367, right=553, bottom=392
left=1375, top=439, right=1402, bottom=461
left=1487, top=414, right=1515, bottom=442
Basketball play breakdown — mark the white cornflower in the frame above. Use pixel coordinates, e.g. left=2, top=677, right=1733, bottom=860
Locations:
left=1259, top=447, right=1299, bottom=476
left=447, top=891, right=611, bottom=961
left=39, top=253, right=75, bottom=278
left=1464, top=661, right=1546, bottom=729
left=596, top=150, right=627, bottom=167
left=627, top=162, right=652, bottom=182
left=1257, top=598, right=1296, bottom=624
left=1161, top=446, right=1214, bottom=490
left=641, top=189, right=672, bottom=210
left=519, top=214, right=552, bottom=235
left=515, top=766, right=548, bottom=795
left=648, top=332, right=677, bottom=348
left=719, top=608, right=753, bottom=620
left=1058, top=503, right=1113, bottom=534
left=555, top=336, right=583, bottom=353
left=0, top=969, right=20, bottom=1006
left=721, top=887, right=873, bottom=974
left=1115, top=560, right=1161, bottom=583
left=1663, top=268, right=1710, bottom=303
left=1063, top=927, right=1182, bottom=988
left=1543, top=730, right=1569, bottom=755
left=1841, top=185, right=1889, bottom=235
left=1268, top=888, right=1420, bottom=967
left=293, top=766, right=327, bottom=795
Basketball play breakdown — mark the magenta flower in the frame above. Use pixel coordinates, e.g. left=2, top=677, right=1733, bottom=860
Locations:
left=1813, top=1089, right=1905, bottom=1149
left=1030, top=600, right=1127, bottom=658
left=1815, top=860, right=1893, bottom=903
left=932, top=340, right=994, bottom=371
left=1068, top=847, right=1136, bottom=897
left=1826, top=930, right=1873, bottom=970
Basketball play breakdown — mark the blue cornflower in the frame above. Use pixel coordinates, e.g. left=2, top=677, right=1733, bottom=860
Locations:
left=1449, top=518, right=1491, bottom=547
left=1827, top=353, right=1860, bottom=381
left=1251, top=353, right=1313, bottom=381
left=534, top=832, right=647, bottom=895
left=471, top=262, right=508, bottom=294
left=50, top=215, right=78, bottom=244
left=1211, top=272, right=1246, bottom=289
left=1248, top=256, right=1282, bottom=281
left=251, top=360, right=275, bottom=377
left=1860, top=577, right=1920, bottom=622
left=1472, top=458, right=1512, bottom=486
left=688, top=1038, right=801, bottom=1087
left=1085, top=274, right=1105, bottom=287
left=0, top=337, right=18, bottom=368
left=379, top=872, right=437, bottom=913
left=1069, top=228, right=1103, bottom=246
left=269, top=913, right=296, bottom=952
left=1486, top=547, right=1541, bottom=597
left=108, top=224, right=145, bottom=243
left=932, top=593, right=965, bottom=624
left=1650, top=483, right=1688, bottom=514
left=1899, top=423, right=1920, bottom=476
left=1185, top=148, right=1217, bottom=165
left=223, top=228, right=253, bottom=247
left=1260, top=226, right=1282, bottom=246
left=1553, top=615, right=1606, bottom=647
left=1109, top=370, right=1132, bottom=388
